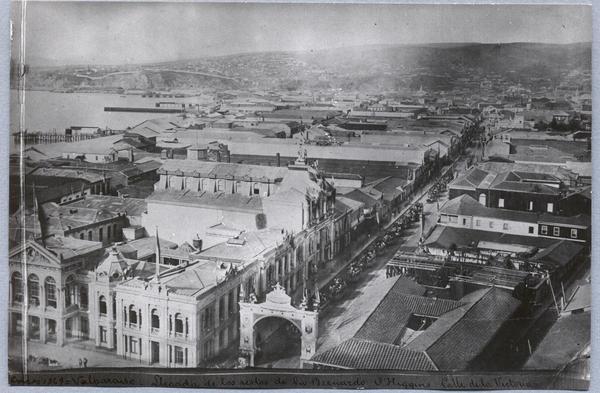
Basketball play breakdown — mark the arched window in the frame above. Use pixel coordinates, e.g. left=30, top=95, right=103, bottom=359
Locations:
left=129, top=305, right=137, bottom=325
left=99, top=296, right=107, bottom=315
left=253, top=183, right=260, bottom=195
left=80, top=233, right=84, bottom=240
left=88, top=231, right=93, bottom=241
left=478, top=193, right=487, bottom=206
left=45, top=277, right=57, bottom=308
left=11, top=272, right=23, bottom=304
left=65, top=275, right=75, bottom=307
left=151, top=309, right=160, bottom=330
left=174, top=313, right=184, bottom=334
left=28, top=274, right=40, bottom=306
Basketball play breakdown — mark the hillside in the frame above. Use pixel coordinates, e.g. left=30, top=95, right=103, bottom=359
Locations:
left=14, top=42, right=592, bottom=93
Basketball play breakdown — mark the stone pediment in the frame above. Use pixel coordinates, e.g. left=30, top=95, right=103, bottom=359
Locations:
left=9, top=241, right=61, bottom=268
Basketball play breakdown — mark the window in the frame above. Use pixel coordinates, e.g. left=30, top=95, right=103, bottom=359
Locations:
left=541, top=225, right=548, bottom=235
left=478, top=193, right=487, bottom=206
left=553, top=227, right=560, bottom=236
left=113, top=224, right=118, bottom=240
left=528, top=201, right=534, bottom=211
left=174, top=313, right=184, bottom=334
left=80, top=233, right=84, bottom=240
left=27, top=274, right=40, bottom=306
left=547, top=203, right=554, bottom=213
left=151, top=309, right=160, bottom=330
left=440, top=214, right=448, bottom=223
left=11, top=272, right=23, bottom=304
left=107, top=225, right=111, bottom=240
left=80, top=286, right=88, bottom=309
left=475, top=219, right=481, bottom=227
left=129, top=305, right=138, bottom=326
left=202, top=339, right=214, bottom=360
left=448, top=215, right=458, bottom=224
left=130, top=337, right=138, bottom=354
left=503, top=223, right=509, bottom=230
left=529, top=226, right=534, bottom=234
left=219, top=297, right=226, bottom=321
left=174, top=346, right=184, bottom=365
left=489, top=221, right=494, bottom=229
left=99, top=326, right=107, bottom=343
left=253, top=183, right=260, bottom=195
left=217, top=179, right=225, bottom=192
left=228, top=291, right=236, bottom=315
left=571, top=229, right=578, bottom=239
left=99, top=296, right=107, bottom=316
left=46, top=319, right=57, bottom=342
left=65, top=275, right=75, bottom=307
left=235, top=181, right=241, bottom=193
left=88, top=231, right=93, bottom=241
left=201, top=306, right=214, bottom=332
left=29, top=316, right=40, bottom=340
left=219, top=329, right=226, bottom=348
left=498, top=198, right=504, bottom=208
left=45, top=277, right=57, bottom=308
left=99, top=228, right=103, bottom=242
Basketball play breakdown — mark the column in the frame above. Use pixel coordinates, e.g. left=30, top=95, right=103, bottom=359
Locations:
left=40, top=319, right=47, bottom=344
left=116, top=299, right=124, bottom=356
left=57, top=318, right=64, bottom=346
left=214, top=301, right=220, bottom=329
left=108, top=296, right=115, bottom=349
left=160, top=341, right=169, bottom=367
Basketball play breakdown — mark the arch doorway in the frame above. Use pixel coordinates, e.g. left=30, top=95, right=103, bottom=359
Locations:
left=254, top=316, right=302, bottom=368
left=239, top=283, right=318, bottom=368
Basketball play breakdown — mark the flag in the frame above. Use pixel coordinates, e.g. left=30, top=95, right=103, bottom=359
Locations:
left=155, top=226, right=161, bottom=283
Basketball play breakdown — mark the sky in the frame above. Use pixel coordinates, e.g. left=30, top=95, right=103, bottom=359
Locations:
left=11, top=2, right=593, bottom=66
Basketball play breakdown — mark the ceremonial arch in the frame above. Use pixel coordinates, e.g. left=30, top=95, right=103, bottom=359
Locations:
left=239, top=283, right=318, bottom=367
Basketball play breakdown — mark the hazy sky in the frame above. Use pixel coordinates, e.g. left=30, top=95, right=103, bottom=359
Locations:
left=11, top=2, right=592, bottom=66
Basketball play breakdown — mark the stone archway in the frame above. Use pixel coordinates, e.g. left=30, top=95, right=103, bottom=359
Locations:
left=239, top=283, right=318, bottom=367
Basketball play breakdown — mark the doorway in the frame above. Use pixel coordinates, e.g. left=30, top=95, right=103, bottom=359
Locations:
left=151, top=341, right=160, bottom=364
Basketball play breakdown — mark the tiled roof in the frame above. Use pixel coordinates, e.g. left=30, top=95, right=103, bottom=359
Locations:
left=198, top=229, right=285, bottom=262
left=424, top=287, right=521, bottom=371
left=310, top=338, right=437, bottom=371
left=450, top=167, right=490, bottom=190
left=146, top=189, right=263, bottom=213
left=530, top=240, right=584, bottom=268
left=425, top=225, right=560, bottom=251
left=159, top=159, right=287, bottom=182
left=538, top=213, right=590, bottom=228
left=30, top=167, right=105, bottom=183
left=490, top=180, right=561, bottom=195
left=67, top=195, right=147, bottom=217
left=440, top=195, right=539, bottom=223
left=524, top=312, right=590, bottom=370
left=355, top=292, right=464, bottom=344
